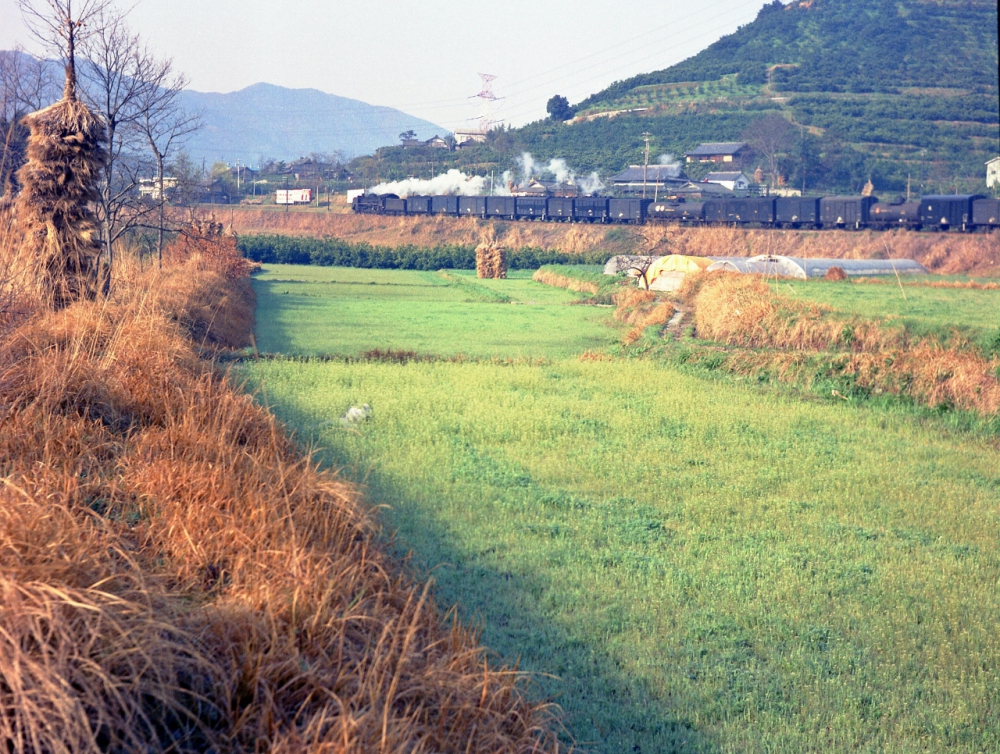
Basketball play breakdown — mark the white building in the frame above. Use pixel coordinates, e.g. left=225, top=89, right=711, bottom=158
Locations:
left=702, top=171, right=750, bottom=192
left=987, top=156, right=1000, bottom=189
left=138, top=176, right=178, bottom=200
left=276, top=188, right=313, bottom=205
left=454, top=129, right=488, bottom=146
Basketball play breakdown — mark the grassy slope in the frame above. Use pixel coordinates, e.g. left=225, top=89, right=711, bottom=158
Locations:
left=252, top=264, right=617, bottom=359
left=243, top=265, right=1000, bottom=753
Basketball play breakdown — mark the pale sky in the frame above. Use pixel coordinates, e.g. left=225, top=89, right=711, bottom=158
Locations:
left=0, top=0, right=768, bottom=130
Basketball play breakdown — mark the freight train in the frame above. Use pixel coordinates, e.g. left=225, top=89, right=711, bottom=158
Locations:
left=352, top=192, right=1000, bottom=232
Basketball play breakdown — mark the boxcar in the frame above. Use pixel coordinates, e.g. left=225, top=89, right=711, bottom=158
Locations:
left=574, top=197, right=608, bottom=222
left=870, top=201, right=921, bottom=229
left=457, top=196, right=486, bottom=217
left=819, top=196, right=878, bottom=228
left=775, top=197, right=820, bottom=227
left=515, top=197, right=547, bottom=219
left=738, top=197, right=776, bottom=225
left=608, top=198, right=651, bottom=223
left=547, top=197, right=574, bottom=220
left=431, top=196, right=459, bottom=215
left=485, top=196, right=515, bottom=219
left=972, top=198, right=1000, bottom=229
left=405, top=195, right=431, bottom=214
left=920, top=195, right=979, bottom=230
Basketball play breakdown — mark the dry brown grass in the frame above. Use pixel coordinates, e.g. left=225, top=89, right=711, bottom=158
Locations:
left=688, top=272, right=1000, bottom=414
left=0, top=231, right=563, bottom=750
left=530, top=270, right=599, bottom=295
left=611, top=288, right=675, bottom=345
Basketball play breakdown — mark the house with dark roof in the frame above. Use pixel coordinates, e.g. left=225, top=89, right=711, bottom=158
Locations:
left=610, top=165, right=692, bottom=195
left=684, top=142, right=749, bottom=164
left=703, top=171, right=751, bottom=191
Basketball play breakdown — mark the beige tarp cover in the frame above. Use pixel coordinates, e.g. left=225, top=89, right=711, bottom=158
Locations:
left=647, top=255, right=715, bottom=280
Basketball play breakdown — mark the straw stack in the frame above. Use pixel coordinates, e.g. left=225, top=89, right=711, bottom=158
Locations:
left=476, top=239, right=508, bottom=279
left=14, top=70, right=107, bottom=309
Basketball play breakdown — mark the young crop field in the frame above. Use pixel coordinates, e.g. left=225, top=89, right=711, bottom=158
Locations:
left=243, top=264, right=1000, bottom=753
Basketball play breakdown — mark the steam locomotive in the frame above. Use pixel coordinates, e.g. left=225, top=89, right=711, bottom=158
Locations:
left=352, top=192, right=1000, bottom=232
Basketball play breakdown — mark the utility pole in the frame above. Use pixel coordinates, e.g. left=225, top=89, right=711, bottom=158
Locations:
left=642, top=132, right=652, bottom=198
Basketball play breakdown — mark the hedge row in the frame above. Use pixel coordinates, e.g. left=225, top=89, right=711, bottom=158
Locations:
left=239, top=235, right=608, bottom=270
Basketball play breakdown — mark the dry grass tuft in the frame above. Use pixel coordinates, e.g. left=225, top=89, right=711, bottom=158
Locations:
left=531, top=269, right=600, bottom=295
left=824, top=266, right=848, bottom=281
left=612, top=288, right=675, bottom=345
left=0, top=227, right=563, bottom=750
left=690, top=273, right=1000, bottom=414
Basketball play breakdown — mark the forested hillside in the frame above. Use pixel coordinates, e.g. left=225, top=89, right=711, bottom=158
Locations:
left=354, top=0, right=998, bottom=194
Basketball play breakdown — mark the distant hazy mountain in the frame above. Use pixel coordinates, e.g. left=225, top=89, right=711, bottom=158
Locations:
left=177, top=83, right=446, bottom=163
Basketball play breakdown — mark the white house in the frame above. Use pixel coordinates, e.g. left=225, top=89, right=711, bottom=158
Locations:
left=987, top=157, right=1000, bottom=189
left=702, top=171, right=750, bottom=192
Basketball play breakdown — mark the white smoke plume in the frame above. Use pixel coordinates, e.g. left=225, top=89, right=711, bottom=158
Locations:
left=515, top=152, right=604, bottom=194
left=657, top=153, right=682, bottom=178
left=369, top=169, right=487, bottom=198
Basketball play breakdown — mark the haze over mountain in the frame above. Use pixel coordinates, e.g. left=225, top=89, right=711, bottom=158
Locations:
left=1, top=50, right=447, bottom=165
left=176, top=83, right=447, bottom=164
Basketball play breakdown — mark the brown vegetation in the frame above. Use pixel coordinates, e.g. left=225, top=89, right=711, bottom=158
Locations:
left=824, top=266, right=848, bottom=281
left=14, top=93, right=107, bottom=308
left=475, top=230, right=508, bottom=279
left=685, top=272, right=1000, bottom=415
left=0, top=214, right=561, bottom=751
left=219, top=208, right=998, bottom=275
left=530, top=269, right=599, bottom=295
left=612, top=288, right=675, bottom=345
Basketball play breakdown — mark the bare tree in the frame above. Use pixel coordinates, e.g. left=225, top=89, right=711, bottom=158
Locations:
left=742, top=114, right=794, bottom=189
left=77, top=6, right=157, bottom=266
left=0, top=49, right=57, bottom=197
left=135, top=61, right=201, bottom=261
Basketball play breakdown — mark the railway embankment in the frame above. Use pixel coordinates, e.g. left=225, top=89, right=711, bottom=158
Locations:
left=213, top=208, right=999, bottom=276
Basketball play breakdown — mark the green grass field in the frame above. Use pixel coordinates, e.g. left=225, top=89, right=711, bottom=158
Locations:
left=776, top=279, right=1000, bottom=352
left=243, top=265, right=1000, bottom=753
left=252, top=264, right=616, bottom=359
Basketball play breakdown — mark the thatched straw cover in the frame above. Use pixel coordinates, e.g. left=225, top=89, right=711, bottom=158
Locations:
left=15, top=95, right=107, bottom=309
left=476, top=241, right=508, bottom=279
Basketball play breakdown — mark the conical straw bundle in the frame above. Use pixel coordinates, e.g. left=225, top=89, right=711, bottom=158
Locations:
left=476, top=240, right=508, bottom=279
left=15, top=96, right=107, bottom=309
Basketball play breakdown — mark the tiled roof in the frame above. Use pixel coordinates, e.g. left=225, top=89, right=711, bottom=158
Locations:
left=684, top=142, right=747, bottom=156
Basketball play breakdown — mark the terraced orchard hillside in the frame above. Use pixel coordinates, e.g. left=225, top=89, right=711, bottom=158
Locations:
left=376, top=0, right=998, bottom=194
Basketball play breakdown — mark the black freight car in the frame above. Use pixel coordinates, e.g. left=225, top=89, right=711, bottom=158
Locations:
left=431, top=196, right=459, bottom=215
left=870, top=201, right=921, bottom=229
left=405, top=195, right=431, bottom=214
left=775, top=197, right=820, bottom=227
left=819, top=196, right=878, bottom=228
left=972, top=198, right=1000, bottom=229
left=574, top=197, right=608, bottom=222
left=547, top=197, right=574, bottom=220
left=515, top=197, right=548, bottom=219
left=920, top=195, right=979, bottom=230
left=486, top=196, right=515, bottom=219
left=608, top=198, right=651, bottom=223
left=457, top=196, right=486, bottom=217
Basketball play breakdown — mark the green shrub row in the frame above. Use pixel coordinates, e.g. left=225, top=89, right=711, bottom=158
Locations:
left=239, top=234, right=609, bottom=270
